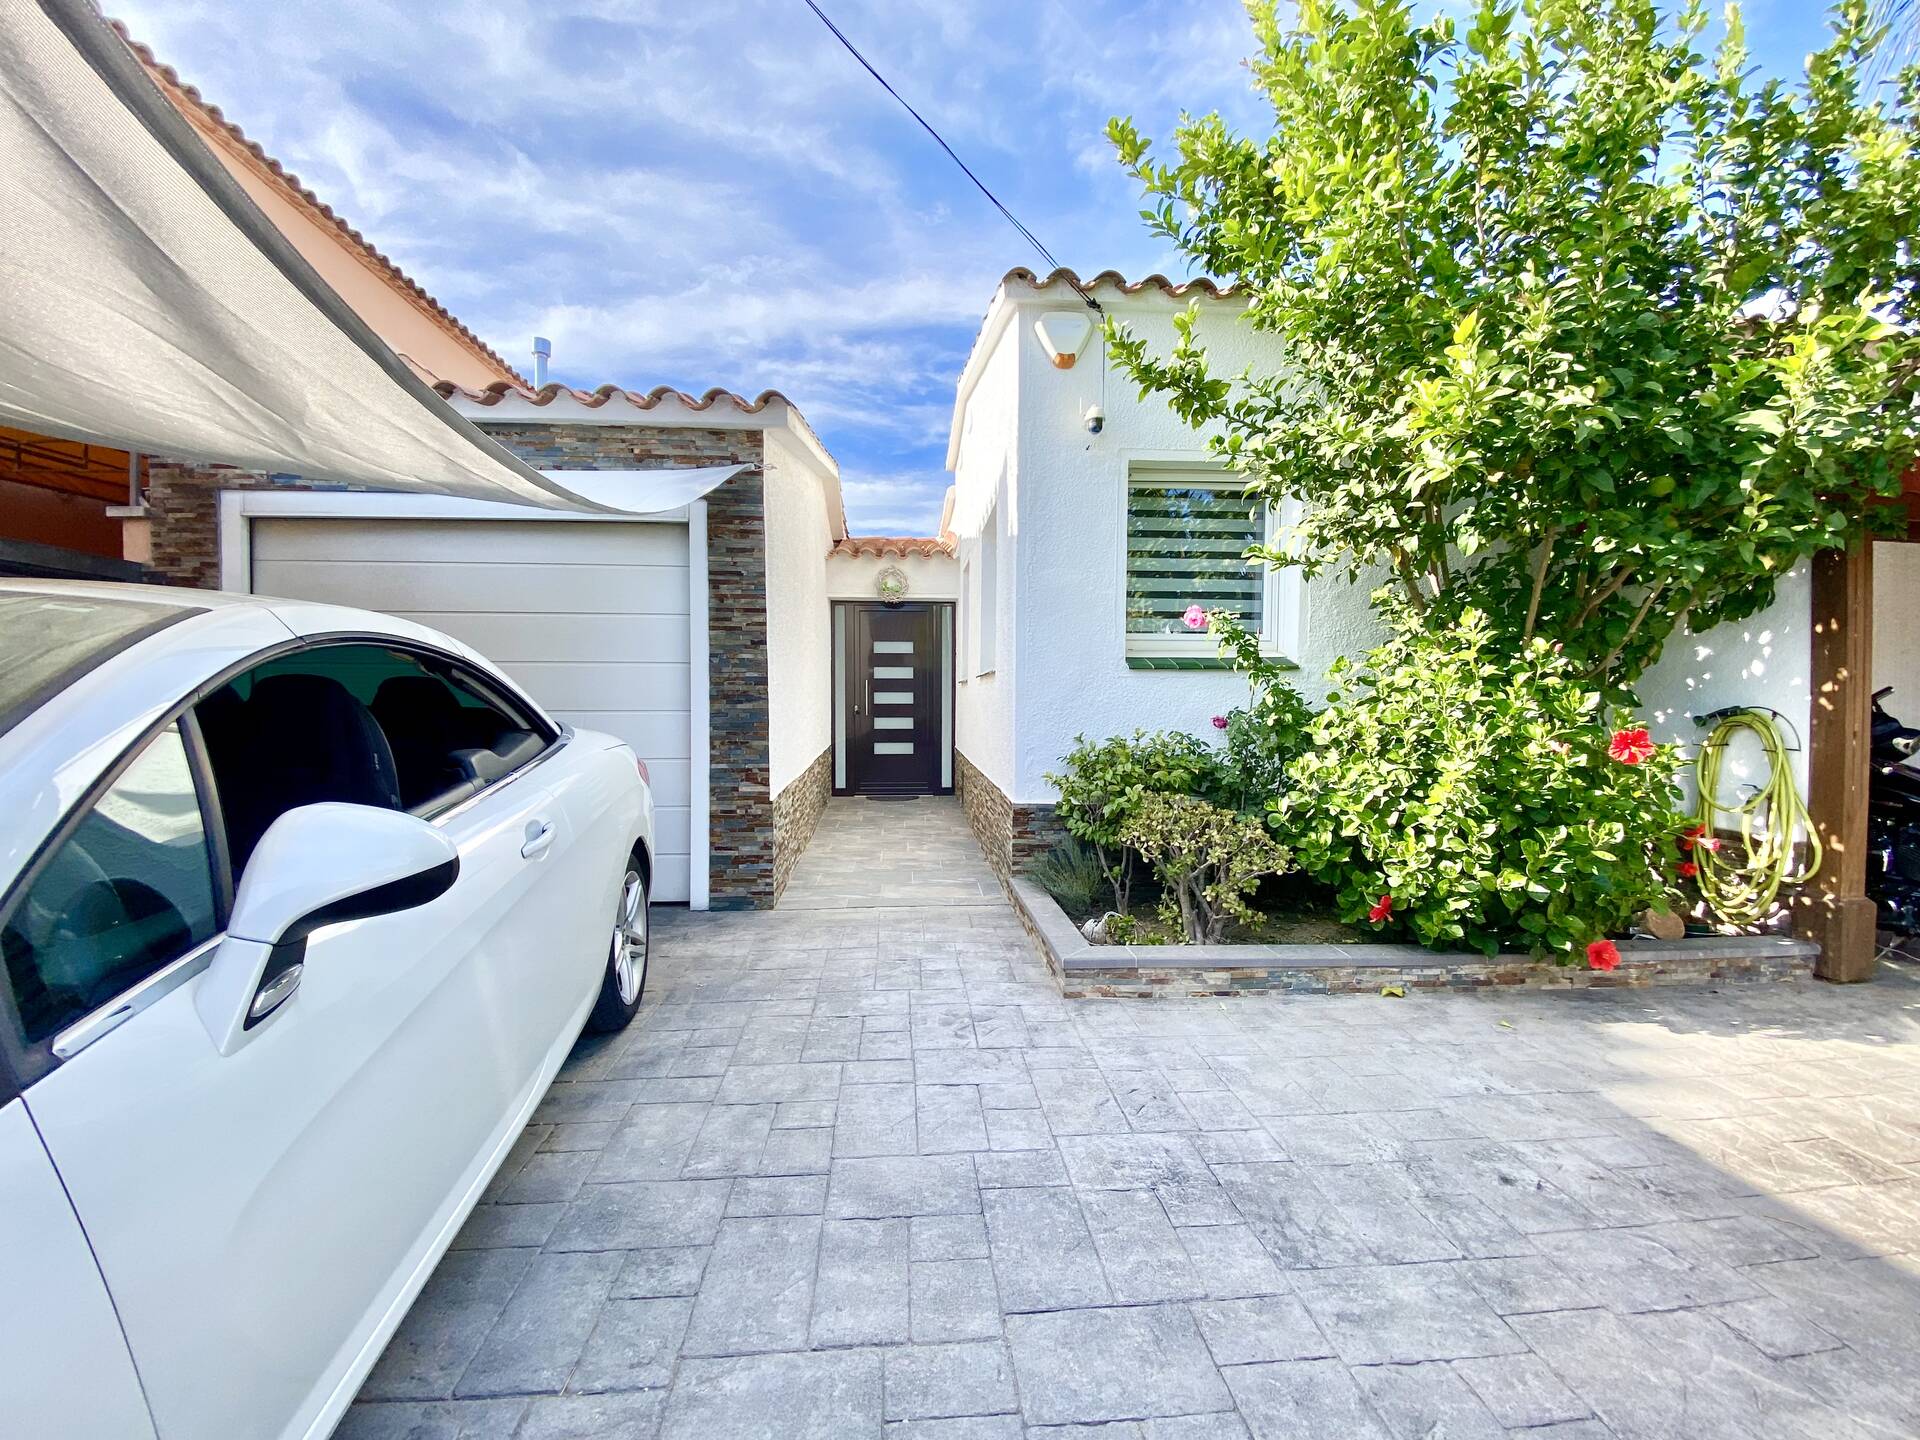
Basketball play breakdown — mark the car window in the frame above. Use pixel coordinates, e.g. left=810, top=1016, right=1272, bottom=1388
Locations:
left=196, top=643, right=549, bottom=882
left=0, top=724, right=219, bottom=1046
left=0, top=591, right=196, bottom=739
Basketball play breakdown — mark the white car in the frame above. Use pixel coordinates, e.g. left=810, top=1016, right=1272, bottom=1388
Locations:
left=0, top=580, right=655, bottom=1440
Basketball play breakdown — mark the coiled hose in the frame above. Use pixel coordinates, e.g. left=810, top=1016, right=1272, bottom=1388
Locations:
left=1691, top=709, right=1821, bottom=927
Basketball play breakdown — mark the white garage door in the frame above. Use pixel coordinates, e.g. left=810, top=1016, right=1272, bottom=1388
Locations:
left=248, top=516, right=695, bottom=901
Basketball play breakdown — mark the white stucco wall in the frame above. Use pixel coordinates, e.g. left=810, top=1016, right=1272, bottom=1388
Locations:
left=1634, top=567, right=1813, bottom=802
left=826, top=550, right=959, bottom=600
left=952, top=285, right=1384, bottom=803
left=763, top=427, right=835, bottom=796
left=950, top=330, right=1023, bottom=796
left=1874, top=541, right=1920, bottom=714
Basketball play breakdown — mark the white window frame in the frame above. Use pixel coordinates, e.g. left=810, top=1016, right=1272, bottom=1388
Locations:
left=1120, top=464, right=1303, bottom=661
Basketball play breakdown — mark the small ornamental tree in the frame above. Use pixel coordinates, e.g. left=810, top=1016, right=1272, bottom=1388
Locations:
left=1122, top=792, right=1291, bottom=943
left=1107, top=0, right=1920, bottom=687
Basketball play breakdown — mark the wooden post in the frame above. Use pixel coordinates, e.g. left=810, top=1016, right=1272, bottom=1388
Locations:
left=1793, top=540, right=1878, bottom=981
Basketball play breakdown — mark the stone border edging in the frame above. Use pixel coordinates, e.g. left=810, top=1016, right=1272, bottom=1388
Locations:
left=1006, top=875, right=1819, bottom=998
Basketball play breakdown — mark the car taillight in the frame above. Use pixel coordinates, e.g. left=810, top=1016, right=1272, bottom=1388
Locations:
left=634, top=755, right=650, bottom=784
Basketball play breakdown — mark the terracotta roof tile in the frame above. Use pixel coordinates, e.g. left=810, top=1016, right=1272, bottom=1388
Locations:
left=113, top=22, right=527, bottom=388
left=830, top=536, right=955, bottom=559
left=434, top=380, right=797, bottom=415
left=1003, top=266, right=1237, bottom=300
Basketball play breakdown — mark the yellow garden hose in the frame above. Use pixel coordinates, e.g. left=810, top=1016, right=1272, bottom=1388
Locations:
left=1691, top=709, right=1821, bottom=927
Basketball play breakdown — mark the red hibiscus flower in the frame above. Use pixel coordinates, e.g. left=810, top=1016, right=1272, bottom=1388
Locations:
left=1586, top=939, right=1621, bottom=971
left=1368, top=893, right=1393, bottom=924
left=1677, top=860, right=1699, bottom=879
left=1608, top=728, right=1655, bottom=765
left=1211, top=715, right=1229, bottom=731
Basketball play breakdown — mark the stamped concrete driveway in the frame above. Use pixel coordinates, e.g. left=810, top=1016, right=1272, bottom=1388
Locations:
left=345, top=798, right=1920, bottom=1440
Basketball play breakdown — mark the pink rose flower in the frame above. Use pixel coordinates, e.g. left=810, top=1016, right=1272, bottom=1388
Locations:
left=1182, top=604, right=1207, bottom=631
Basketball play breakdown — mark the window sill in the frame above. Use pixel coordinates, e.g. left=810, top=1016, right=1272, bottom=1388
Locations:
left=1124, top=654, right=1299, bottom=672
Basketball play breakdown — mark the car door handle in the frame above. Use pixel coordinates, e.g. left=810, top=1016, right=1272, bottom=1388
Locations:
left=520, top=820, right=557, bottom=859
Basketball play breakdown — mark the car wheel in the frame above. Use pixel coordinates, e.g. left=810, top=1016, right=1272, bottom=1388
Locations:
left=587, top=857, right=648, bottom=1032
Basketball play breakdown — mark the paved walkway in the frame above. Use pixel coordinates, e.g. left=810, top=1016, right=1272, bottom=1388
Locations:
left=346, top=797, right=1920, bottom=1440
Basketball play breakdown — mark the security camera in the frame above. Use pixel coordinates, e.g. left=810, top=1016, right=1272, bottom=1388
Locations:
left=1083, top=404, right=1105, bottom=435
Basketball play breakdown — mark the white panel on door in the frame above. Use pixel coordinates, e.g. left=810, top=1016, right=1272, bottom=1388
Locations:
left=873, top=742, right=914, bottom=754
left=873, top=666, right=913, bottom=679
left=873, top=691, right=913, bottom=704
left=873, top=716, right=913, bottom=729
left=873, top=640, right=915, bottom=653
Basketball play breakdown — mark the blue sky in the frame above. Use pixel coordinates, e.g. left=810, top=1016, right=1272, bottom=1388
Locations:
left=115, top=0, right=1851, bottom=533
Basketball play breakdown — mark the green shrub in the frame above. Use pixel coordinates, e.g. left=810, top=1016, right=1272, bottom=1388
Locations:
left=1121, top=792, right=1291, bottom=944
left=1281, top=610, right=1684, bottom=960
left=1048, top=730, right=1224, bottom=912
left=1201, top=608, right=1315, bottom=819
left=1025, top=839, right=1109, bottom=918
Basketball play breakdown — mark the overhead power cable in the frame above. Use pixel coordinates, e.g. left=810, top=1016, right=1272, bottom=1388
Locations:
left=800, top=0, right=1101, bottom=314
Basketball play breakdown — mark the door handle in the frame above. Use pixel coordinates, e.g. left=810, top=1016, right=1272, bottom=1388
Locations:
left=521, top=820, right=557, bottom=859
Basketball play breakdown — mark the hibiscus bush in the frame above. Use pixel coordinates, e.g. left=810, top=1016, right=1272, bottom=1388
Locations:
left=1280, top=610, right=1685, bottom=959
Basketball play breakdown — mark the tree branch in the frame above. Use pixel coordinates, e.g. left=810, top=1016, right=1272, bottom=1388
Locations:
left=1522, top=526, right=1559, bottom=642
left=1392, top=552, right=1428, bottom=615
left=1573, top=566, right=1633, bottom=627
left=1586, top=582, right=1665, bottom=681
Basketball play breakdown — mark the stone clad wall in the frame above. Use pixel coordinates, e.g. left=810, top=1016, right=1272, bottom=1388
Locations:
left=143, top=423, right=788, bottom=909
left=771, top=747, right=833, bottom=901
left=956, top=750, right=1013, bottom=880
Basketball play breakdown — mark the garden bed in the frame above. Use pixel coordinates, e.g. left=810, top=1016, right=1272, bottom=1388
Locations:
left=1008, top=874, right=1817, bottom=999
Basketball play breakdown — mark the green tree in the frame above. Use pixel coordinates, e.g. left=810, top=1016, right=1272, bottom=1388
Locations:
left=1107, top=0, right=1920, bottom=687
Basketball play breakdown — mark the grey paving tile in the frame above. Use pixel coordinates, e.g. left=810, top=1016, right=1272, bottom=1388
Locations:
left=911, top=1258, right=1000, bottom=1342
left=569, top=1297, right=692, bottom=1393
left=919, top=1085, right=991, bottom=1153
left=974, top=1149, right=1070, bottom=1188
left=547, top=1181, right=730, bottom=1252
left=540, top=1121, right=619, bottom=1154
left=1005, top=1305, right=1231, bottom=1426
left=1211, top=1162, right=1374, bottom=1267
left=334, top=1398, right=528, bottom=1439
left=682, top=1104, right=775, bottom=1178
left=1188, top=1295, right=1330, bottom=1366
left=588, top=1104, right=711, bottom=1183
left=1449, top=1255, right=1590, bottom=1316
left=457, top=1250, right=622, bottom=1397
left=1223, top=1359, right=1393, bottom=1440
left=1173, top=1224, right=1289, bottom=1300
left=611, top=1247, right=708, bottom=1300
left=1057, top=1135, right=1236, bottom=1226
left=838, top=1083, right=920, bottom=1157
left=760, top=1126, right=834, bottom=1176
left=813, top=1218, right=911, bottom=1347
left=982, top=1108, right=1053, bottom=1152
left=1292, top=1263, right=1527, bottom=1365
left=1143, top=1415, right=1250, bottom=1440
left=715, top=1063, right=844, bottom=1105
left=1452, top=1353, right=1594, bottom=1428
left=1079, top=1188, right=1203, bottom=1303
left=451, top=1203, right=564, bottom=1252
left=829, top=1155, right=981, bottom=1218
left=362, top=1248, right=535, bottom=1400
left=660, top=1350, right=881, bottom=1440
left=1349, top=1360, right=1504, bottom=1440
left=515, top=1390, right=664, bottom=1438
left=911, top=1212, right=990, bottom=1261
left=981, top=1185, right=1111, bottom=1312
left=1707, top=1296, right=1843, bottom=1359
left=884, top=1341, right=1017, bottom=1421
left=726, top=1173, right=828, bottom=1216
left=1542, top=1225, right=1765, bottom=1313
left=682, top=1215, right=821, bottom=1356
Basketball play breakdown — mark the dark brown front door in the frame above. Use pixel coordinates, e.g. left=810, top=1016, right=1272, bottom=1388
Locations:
left=842, top=602, right=946, bottom=794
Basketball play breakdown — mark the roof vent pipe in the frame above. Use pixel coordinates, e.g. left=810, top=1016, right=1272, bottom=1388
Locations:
left=531, top=336, right=551, bottom=388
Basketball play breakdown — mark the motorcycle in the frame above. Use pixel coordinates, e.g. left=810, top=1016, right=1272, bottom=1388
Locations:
left=1868, top=687, right=1920, bottom=934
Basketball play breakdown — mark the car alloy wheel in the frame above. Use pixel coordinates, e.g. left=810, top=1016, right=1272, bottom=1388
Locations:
left=612, top=868, right=647, bottom=1004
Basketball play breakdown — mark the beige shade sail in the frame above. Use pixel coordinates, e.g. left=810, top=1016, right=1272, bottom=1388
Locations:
left=0, top=0, right=606, bottom=511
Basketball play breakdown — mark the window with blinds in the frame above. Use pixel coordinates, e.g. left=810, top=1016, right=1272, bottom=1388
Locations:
left=1125, top=472, right=1263, bottom=653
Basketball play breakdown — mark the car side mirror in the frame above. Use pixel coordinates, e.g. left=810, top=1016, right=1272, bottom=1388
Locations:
left=195, top=803, right=458, bottom=1055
